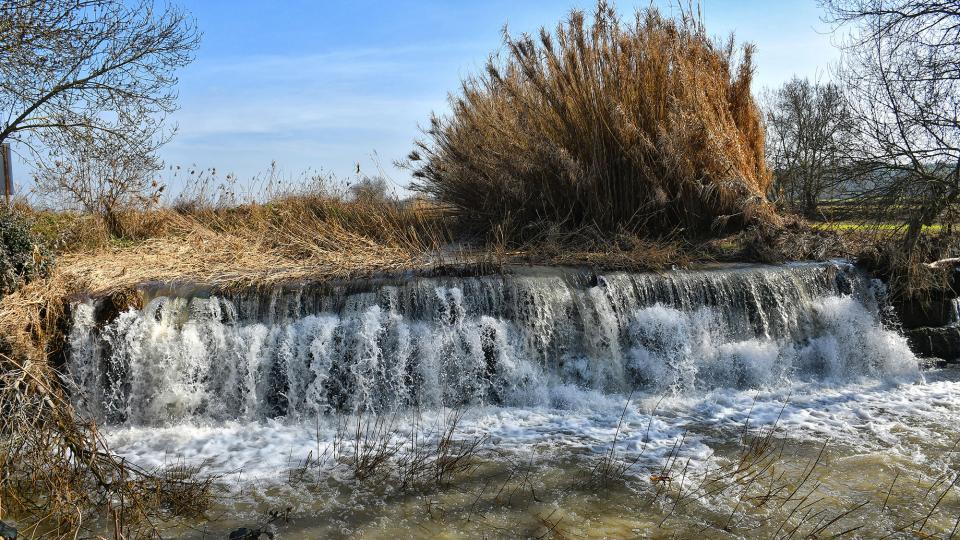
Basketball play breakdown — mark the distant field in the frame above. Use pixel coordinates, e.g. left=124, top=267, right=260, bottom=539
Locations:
left=815, top=221, right=944, bottom=233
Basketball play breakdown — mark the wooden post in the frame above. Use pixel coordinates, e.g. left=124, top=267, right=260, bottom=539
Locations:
left=0, top=144, right=12, bottom=205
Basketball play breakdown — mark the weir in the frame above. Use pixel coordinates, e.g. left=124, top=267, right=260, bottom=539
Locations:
left=65, top=262, right=918, bottom=426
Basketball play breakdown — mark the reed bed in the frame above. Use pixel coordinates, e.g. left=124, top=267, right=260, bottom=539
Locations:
left=410, top=1, right=775, bottom=242
left=20, top=192, right=449, bottom=296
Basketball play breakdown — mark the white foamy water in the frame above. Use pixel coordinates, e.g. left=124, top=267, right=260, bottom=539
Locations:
left=64, top=262, right=943, bottom=484
left=98, top=372, right=960, bottom=479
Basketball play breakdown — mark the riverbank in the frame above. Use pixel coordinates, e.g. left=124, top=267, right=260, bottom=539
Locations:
left=50, top=260, right=960, bottom=537
left=0, top=196, right=953, bottom=538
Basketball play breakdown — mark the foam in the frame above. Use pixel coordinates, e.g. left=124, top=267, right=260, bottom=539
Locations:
left=101, top=371, right=959, bottom=484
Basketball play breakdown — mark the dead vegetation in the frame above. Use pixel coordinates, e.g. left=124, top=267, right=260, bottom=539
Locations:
left=288, top=408, right=489, bottom=492
left=14, top=188, right=449, bottom=296
left=409, top=2, right=775, bottom=242
left=0, top=349, right=217, bottom=538
left=734, top=215, right=850, bottom=264
left=857, top=228, right=960, bottom=304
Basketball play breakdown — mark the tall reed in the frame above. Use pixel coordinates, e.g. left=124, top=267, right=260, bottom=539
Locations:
left=410, top=2, right=774, bottom=241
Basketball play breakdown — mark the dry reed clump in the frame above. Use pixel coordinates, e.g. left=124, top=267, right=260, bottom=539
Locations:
left=734, top=215, right=850, bottom=264
left=857, top=230, right=960, bottom=301
left=409, top=1, right=775, bottom=242
left=0, top=273, right=216, bottom=537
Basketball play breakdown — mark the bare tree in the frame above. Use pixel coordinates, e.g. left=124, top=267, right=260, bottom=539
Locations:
left=0, top=0, right=199, bottom=148
left=32, top=125, right=164, bottom=236
left=823, top=0, right=960, bottom=255
left=764, top=77, right=854, bottom=218
left=348, top=176, right=391, bottom=203
left=0, top=0, right=197, bottom=230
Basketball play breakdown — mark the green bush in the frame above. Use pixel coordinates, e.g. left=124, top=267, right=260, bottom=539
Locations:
left=0, top=210, right=53, bottom=295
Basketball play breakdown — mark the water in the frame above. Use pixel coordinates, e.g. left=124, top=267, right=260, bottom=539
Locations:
left=64, top=262, right=960, bottom=538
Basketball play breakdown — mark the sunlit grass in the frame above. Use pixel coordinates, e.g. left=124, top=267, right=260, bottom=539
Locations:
left=815, top=221, right=944, bottom=233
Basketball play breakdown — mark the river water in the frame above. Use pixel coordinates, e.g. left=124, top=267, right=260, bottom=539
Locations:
left=65, top=263, right=960, bottom=538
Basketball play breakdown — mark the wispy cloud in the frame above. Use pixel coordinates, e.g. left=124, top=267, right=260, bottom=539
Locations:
left=162, top=43, right=472, bottom=179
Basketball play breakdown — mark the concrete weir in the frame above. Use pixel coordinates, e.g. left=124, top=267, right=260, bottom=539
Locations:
left=64, top=261, right=919, bottom=425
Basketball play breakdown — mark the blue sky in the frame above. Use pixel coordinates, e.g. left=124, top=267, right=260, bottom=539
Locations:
left=151, top=1, right=840, bottom=194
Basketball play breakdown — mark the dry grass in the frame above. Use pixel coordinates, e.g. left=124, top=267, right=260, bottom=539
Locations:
left=0, top=348, right=216, bottom=538
left=20, top=192, right=450, bottom=296
left=17, top=181, right=713, bottom=300
left=286, top=408, right=489, bottom=493
left=410, top=1, right=775, bottom=242
left=857, top=229, right=960, bottom=301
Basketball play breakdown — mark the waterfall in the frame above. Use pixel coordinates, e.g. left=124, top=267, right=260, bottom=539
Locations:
left=65, top=262, right=918, bottom=426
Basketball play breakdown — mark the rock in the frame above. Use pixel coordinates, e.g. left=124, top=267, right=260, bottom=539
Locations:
left=0, top=521, right=17, bottom=540
left=93, top=287, right=145, bottom=326
left=229, top=528, right=274, bottom=540
left=905, top=326, right=960, bottom=361
left=894, top=298, right=959, bottom=329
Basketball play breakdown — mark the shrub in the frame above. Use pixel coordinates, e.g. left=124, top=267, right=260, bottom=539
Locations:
left=857, top=230, right=960, bottom=301
left=409, top=2, right=774, bottom=241
left=0, top=209, right=53, bottom=295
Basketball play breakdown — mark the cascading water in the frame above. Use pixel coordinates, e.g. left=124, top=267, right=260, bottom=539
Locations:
left=66, top=261, right=918, bottom=426
left=64, top=262, right=960, bottom=537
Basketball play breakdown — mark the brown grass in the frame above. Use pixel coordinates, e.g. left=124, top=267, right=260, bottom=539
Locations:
left=856, top=229, right=960, bottom=301
left=409, top=1, right=775, bottom=242
left=0, top=346, right=216, bottom=538
left=19, top=191, right=450, bottom=296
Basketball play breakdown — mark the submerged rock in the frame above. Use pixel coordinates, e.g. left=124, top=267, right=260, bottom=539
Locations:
left=905, top=326, right=960, bottom=361
left=228, top=527, right=273, bottom=540
left=0, top=521, right=17, bottom=540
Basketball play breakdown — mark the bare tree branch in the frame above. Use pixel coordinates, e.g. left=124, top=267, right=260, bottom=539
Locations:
left=0, top=0, right=198, bottom=144
left=823, top=0, right=960, bottom=254
left=0, top=0, right=198, bottom=229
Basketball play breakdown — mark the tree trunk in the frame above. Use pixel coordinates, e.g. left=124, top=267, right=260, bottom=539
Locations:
left=802, top=194, right=818, bottom=220
left=903, top=218, right=923, bottom=258
left=104, top=209, right=124, bottom=239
